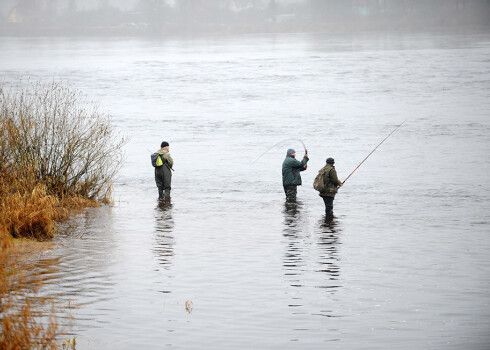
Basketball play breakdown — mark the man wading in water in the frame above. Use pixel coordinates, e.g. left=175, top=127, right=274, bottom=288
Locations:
left=318, top=157, right=342, bottom=215
left=282, top=148, right=309, bottom=202
left=154, top=141, right=173, bottom=199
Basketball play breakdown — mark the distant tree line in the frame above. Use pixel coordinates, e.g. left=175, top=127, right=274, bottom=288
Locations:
left=0, top=0, right=489, bottom=36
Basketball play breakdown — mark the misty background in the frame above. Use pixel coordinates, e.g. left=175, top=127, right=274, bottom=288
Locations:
left=0, top=0, right=489, bottom=36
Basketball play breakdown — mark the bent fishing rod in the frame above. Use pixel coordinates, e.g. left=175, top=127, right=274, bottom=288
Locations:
left=342, top=120, right=406, bottom=185
left=252, top=138, right=308, bottom=163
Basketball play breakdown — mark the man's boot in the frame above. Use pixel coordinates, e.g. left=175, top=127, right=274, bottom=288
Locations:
left=164, top=189, right=171, bottom=198
left=158, top=189, right=164, bottom=199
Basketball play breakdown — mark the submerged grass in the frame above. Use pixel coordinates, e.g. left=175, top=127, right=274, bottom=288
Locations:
left=0, top=227, right=58, bottom=349
left=0, top=80, right=125, bottom=347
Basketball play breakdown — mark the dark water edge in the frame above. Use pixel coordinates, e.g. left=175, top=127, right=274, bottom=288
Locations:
left=1, top=21, right=489, bottom=39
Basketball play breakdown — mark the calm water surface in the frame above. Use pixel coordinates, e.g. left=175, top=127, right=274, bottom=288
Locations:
left=1, top=31, right=490, bottom=349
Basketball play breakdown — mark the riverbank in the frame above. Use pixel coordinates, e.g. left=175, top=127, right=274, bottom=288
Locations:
left=0, top=80, right=124, bottom=240
left=0, top=80, right=125, bottom=348
left=12, top=238, right=55, bottom=262
left=0, top=172, right=101, bottom=348
left=0, top=228, right=58, bottom=348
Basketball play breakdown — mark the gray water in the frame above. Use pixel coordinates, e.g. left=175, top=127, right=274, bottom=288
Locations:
left=1, top=32, right=490, bottom=349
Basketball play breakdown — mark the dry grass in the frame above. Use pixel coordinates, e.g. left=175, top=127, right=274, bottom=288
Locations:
left=0, top=80, right=124, bottom=239
left=0, top=80, right=125, bottom=348
left=0, top=228, right=59, bottom=349
left=0, top=169, right=99, bottom=240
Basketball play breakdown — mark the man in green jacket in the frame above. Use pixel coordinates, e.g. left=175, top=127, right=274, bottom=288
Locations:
left=155, top=141, right=174, bottom=199
left=282, top=148, right=309, bottom=202
left=318, top=157, right=342, bottom=215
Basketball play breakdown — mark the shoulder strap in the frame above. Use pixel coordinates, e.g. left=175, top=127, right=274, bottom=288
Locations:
left=323, top=167, right=333, bottom=183
left=320, top=166, right=331, bottom=175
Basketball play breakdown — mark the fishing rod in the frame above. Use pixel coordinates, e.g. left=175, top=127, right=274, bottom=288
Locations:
left=342, top=120, right=406, bottom=185
left=252, top=138, right=308, bottom=163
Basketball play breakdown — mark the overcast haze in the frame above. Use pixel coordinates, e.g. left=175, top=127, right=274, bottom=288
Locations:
left=1, top=0, right=489, bottom=36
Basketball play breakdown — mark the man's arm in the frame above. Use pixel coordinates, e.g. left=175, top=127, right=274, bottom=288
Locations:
left=298, top=154, right=309, bottom=171
left=163, top=153, right=174, bottom=168
left=330, top=168, right=342, bottom=187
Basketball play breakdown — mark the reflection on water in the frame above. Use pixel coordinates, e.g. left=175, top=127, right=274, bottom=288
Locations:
left=283, top=201, right=305, bottom=281
left=51, top=208, right=116, bottom=304
left=40, top=208, right=117, bottom=332
left=282, top=203, right=342, bottom=291
left=153, top=199, right=174, bottom=271
left=282, top=201, right=306, bottom=314
left=282, top=203, right=343, bottom=319
left=315, top=215, right=341, bottom=292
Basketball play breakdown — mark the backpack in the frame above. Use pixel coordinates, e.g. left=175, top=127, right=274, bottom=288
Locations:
left=151, top=153, right=164, bottom=167
left=313, top=167, right=331, bottom=192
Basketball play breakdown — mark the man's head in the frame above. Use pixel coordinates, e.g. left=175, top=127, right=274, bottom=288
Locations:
left=161, top=141, right=169, bottom=149
left=287, top=148, right=296, bottom=157
left=326, top=157, right=335, bottom=164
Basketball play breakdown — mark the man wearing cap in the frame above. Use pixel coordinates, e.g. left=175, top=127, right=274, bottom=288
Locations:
left=318, top=157, right=342, bottom=215
left=282, top=148, right=309, bottom=202
left=154, top=141, right=174, bottom=199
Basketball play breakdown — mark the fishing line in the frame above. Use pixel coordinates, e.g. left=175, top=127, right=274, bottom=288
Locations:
left=342, top=120, right=406, bottom=185
left=252, top=138, right=308, bottom=163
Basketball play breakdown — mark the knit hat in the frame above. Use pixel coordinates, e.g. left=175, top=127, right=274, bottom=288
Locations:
left=287, top=148, right=296, bottom=156
left=326, top=157, right=335, bottom=164
left=161, top=141, right=169, bottom=148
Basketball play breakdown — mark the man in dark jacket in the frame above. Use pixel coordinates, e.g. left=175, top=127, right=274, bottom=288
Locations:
left=282, top=148, right=309, bottom=202
left=318, top=157, right=342, bottom=215
left=154, top=141, right=174, bottom=199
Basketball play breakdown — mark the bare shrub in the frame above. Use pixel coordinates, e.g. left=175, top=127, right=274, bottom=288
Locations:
left=0, top=80, right=125, bottom=201
left=0, top=80, right=120, bottom=345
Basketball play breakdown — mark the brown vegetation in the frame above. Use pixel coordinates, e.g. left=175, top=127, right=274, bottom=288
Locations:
left=0, top=80, right=125, bottom=239
left=0, top=81, right=124, bottom=202
left=0, top=80, right=125, bottom=347
left=0, top=228, right=58, bottom=349
left=0, top=170, right=99, bottom=240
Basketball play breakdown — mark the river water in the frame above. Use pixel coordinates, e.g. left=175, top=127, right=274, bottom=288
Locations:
left=1, top=31, right=490, bottom=349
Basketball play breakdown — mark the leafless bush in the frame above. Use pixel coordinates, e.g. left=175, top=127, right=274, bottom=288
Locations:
left=0, top=80, right=125, bottom=201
